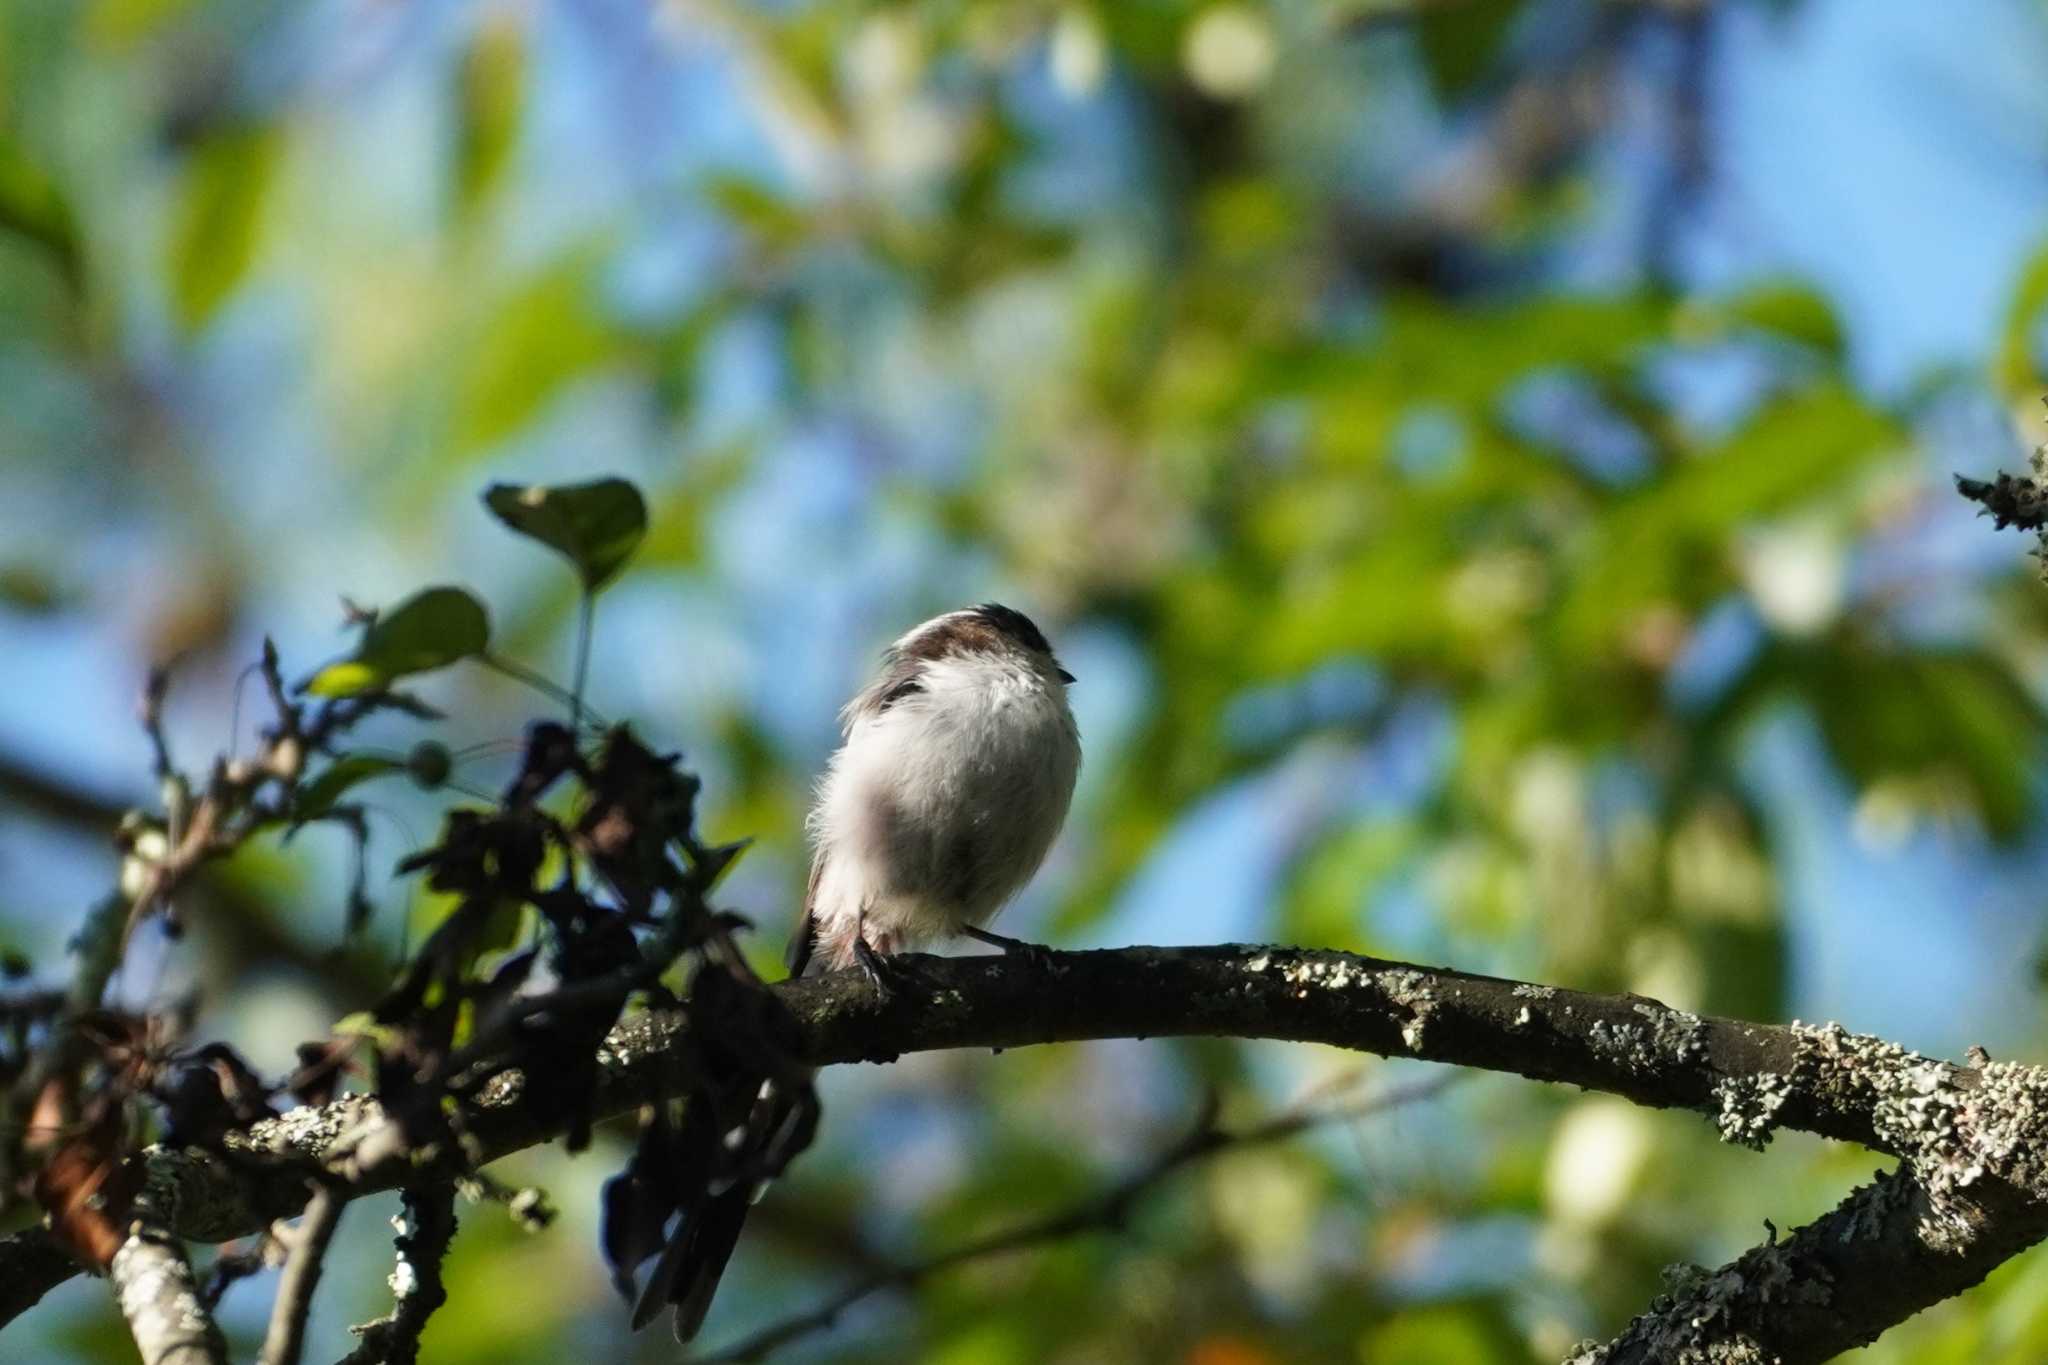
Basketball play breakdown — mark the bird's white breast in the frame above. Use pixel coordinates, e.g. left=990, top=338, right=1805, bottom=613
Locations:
left=805, top=652, right=1080, bottom=968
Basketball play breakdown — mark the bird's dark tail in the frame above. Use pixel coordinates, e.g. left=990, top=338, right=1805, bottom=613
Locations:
left=785, top=905, right=816, bottom=978
left=786, top=855, right=824, bottom=978
left=632, top=1181, right=753, bottom=1341
left=616, top=976, right=820, bottom=1343
left=610, top=900, right=824, bottom=1341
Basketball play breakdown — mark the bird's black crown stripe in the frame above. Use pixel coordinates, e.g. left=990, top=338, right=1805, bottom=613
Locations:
left=971, top=602, right=1052, bottom=656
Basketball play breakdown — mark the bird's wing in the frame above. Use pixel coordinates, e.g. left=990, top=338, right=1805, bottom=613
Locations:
left=784, top=854, right=825, bottom=978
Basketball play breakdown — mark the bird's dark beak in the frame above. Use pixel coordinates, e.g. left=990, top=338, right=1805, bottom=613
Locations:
left=1057, top=667, right=1076, bottom=684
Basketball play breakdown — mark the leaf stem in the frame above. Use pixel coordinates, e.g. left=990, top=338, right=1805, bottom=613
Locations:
left=476, top=652, right=608, bottom=731
left=571, top=593, right=595, bottom=733
left=477, top=654, right=574, bottom=710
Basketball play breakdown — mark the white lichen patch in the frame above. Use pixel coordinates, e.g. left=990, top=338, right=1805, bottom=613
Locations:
left=1280, top=955, right=1366, bottom=991
left=1869, top=1061, right=1960, bottom=1160
left=1964, top=1061, right=2048, bottom=1185
left=1571, top=1240, right=1830, bottom=1364
left=1588, top=1020, right=1654, bottom=1074
left=1787, top=1020, right=2048, bottom=1252
left=1577, top=1022, right=2048, bottom=1359
left=228, top=1094, right=384, bottom=1162
left=1635, top=1002, right=1708, bottom=1065
left=1513, top=983, right=1557, bottom=1000
left=1838, top=1173, right=1899, bottom=1245
left=1376, top=969, right=1438, bottom=1050
left=389, top=1253, right=419, bottom=1298
left=1713, top=1073, right=1791, bottom=1151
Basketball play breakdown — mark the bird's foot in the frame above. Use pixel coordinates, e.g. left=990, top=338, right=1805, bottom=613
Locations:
left=960, top=925, right=1058, bottom=971
left=853, top=932, right=917, bottom=1000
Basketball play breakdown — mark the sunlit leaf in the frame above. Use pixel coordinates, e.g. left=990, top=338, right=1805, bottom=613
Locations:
left=452, top=257, right=614, bottom=453
left=703, top=173, right=810, bottom=250
left=168, top=124, right=282, bottom=332
left=2001, top=241, right=2048, bottom=396
left=483, top=477, right=648, bottom=591
left=452, top=13, right=525, bottom=221
left=1279, top=820, right=1417, bottom=949
left=1367, top=1300, right=1523, bottom=1360
left=1368, top=292, right=1673, bottom=417
left=1557, top=384, right=1900, bottom=656
left=1715, top=282, right=1845, bottom=357
left=86, top=0, right=201, bottom=48
left=329, top=1010, right=400, bottom=1049
left=300, top=586, right=490, bottom=696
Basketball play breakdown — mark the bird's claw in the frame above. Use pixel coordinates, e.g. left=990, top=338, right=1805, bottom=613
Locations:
left=961, top=925, right=1057, bottom=971
left=853, top=933, right=913, bottom=999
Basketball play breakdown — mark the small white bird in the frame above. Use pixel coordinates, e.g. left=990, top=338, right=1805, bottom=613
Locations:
left=788, top=602, right=1082, bottom=979
left=640, top=605, right=1079, bottom=1341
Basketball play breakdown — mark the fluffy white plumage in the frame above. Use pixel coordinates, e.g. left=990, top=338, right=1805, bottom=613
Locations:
left=794, top=605, right=1081, bottom=974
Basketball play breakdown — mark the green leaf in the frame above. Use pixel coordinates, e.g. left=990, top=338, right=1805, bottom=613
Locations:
left=0, top=562, right=67, bottom=614
left=1714, top=282, right=1845, bottom=357
left=294, top=754, right=405, bottom=822
left=1802, top=648, right=2045, bottom=840
left=474, top=898, right=526, bottom=955
left=451, top=257, right=614, bottom=453
left=1557, top=384, right=1900, bottom=657
left=703, top=173, right=811, bottom=250
left=482, top=478, right=648, bottom=590
left=1361, top=1303, right=1518, bottom=1363
left=1414, top=0, right=1520, bottom=103
left=301, top=586, right=491, bottom=696
left=168, top=124, right=282, bottom=332
left=452, top=14, right=525, bottom=221
left=2000, top=242, right=2048, bottom=396
left=329, top=1009, right=400, bottom=1050
left=0, top=136, right=81, bottom=292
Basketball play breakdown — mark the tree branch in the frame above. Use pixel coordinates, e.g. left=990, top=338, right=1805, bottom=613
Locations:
left=0, top=746, right=136, bottom=832
left=2, top=943, right=2044, bottom=1362
left=258, top=1181, right=344, bottom=1365
left=109, top=1183, right=227, bottom=1365
left=334, top=1184, right=455, bottom=1365
left=1576, top=1161, right=2048, bottom=1363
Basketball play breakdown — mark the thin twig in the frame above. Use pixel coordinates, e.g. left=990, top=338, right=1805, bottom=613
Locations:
left=692, top=1073, right=1460, bottom=1363
left=257, top=1182, right=346, bottom=1365
left=336, top=1184, right=457, bottom=1365
left=199, top=1232, right=279, bottom=1310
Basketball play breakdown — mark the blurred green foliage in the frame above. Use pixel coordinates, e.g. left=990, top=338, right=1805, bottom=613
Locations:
left=5, top=0, right=2048, bottom=1362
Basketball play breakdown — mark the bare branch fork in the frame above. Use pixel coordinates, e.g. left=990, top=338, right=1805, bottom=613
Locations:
left=6, top=943, right=2048, bottom=1362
